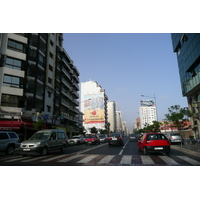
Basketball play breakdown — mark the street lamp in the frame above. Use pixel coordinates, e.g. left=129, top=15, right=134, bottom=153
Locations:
left=141, top=94, right=158, bottom=121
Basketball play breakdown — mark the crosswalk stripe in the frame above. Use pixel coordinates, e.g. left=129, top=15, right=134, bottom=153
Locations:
left=159, top=156, right=180, bottom=165
left=21, top=155, right=52, bottom=162
left=97, top=155, right=115, bottom=164
left=140, top=156, right=154, bottom=165
left=177, top=156, right=200, bottom=165
left=40, top=154, right=68, bottom=162
left=4, top=156, right=31, bottom=162
left=77, top=155, right=98, bottom=163
left=120, top=155, right=132, bottom=164
left=58, top=154, right=83, bottom=162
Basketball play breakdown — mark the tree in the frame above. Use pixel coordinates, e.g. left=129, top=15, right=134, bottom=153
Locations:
left=164, top=105, right=192, bottom=131
left=90, top=126, right=98, bottom=134
left=33, top=119, right=44, bottom=131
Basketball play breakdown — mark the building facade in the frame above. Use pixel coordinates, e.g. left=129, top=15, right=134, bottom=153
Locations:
left=107, top=101, right=116, bottom=132
left=116, top=111, right=122, bottom=133
left=0, top=33, right=80, bottom=139
left=80, top=80, right=108, bottom=134
left=171, top=33, right=200, bottom=139
left=139, top=100, right=157, bottom=129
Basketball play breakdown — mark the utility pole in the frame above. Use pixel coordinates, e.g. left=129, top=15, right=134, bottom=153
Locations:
left=0, top=33, right=8, bottom=105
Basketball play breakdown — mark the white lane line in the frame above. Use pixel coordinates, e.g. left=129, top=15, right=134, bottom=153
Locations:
left=177, top=156, right=200, bottom=165
left=120, top=155, right=132, bottom=164
left=77, top=155, right=98, bottom=163
left=58, top=154, right=83, bottom=162
left=159, top=156, right=180, bottom=166
left=118, top=140, right=129, bottom=155
left=97, top=155, right=115, bottom=164
left=4, top=157, right=31, bottom=162
left=141, top=156, right=154, bottom=165
left=21, top=155, right=52, bottom=162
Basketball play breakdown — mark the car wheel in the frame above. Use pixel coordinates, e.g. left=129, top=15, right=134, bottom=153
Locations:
left=40, top=147, right=48, bottom=156
left=60, top=145, right=66, bottom=153
left=22, top=154, right=27, bottom=157
left=5, top=145, right=15, bottom=155
left=166, top=151, right=170, bottom=156
left=143, top=147, right=148, bottom=155
left=138, top=147, right=141, bottom=152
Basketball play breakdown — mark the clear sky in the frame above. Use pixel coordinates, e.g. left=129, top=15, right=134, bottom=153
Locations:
left=63, top=33, right=188, bottom=131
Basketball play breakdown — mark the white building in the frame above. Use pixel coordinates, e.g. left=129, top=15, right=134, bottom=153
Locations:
left=107, top=101, right=116, bottom=132
left=139, top=100, right=157, bottom=129
left=80, top=80, right=108, bottom=134
left=116, top=111, right=122, bottom=133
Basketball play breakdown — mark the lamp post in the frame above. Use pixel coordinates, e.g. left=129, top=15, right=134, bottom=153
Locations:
left=141, top=94, right=158, bottom=121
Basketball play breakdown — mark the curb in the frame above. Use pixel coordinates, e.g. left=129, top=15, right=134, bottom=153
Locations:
left=171, top=145, right=200, bottom=156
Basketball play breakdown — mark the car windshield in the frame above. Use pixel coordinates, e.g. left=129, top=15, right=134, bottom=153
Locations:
left=110, top=133, right=120, bottom=137
left=99, top=135, right=105, bottom=138
left=73, top=136, right=81, bottom=139
left=147, top=134, right=167, bottom=141
left=30, top=132, right=51, bottom=140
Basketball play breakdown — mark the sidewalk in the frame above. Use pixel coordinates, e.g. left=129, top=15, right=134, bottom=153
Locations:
left=171, top=142, right=200, bottom=156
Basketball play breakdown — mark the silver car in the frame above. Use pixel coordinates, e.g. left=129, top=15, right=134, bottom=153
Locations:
left=68, top=135, right=85, bottom=145
left=0, top=131, right=21, bottom=155
left=165, top=133, right=182, bottom=144
left=20, top=129, right=67, bottom=156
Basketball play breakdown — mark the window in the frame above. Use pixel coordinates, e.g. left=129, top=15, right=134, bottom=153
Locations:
left=5, top=57, right=22, bottom=70
left=47, top=91, right=51, bottom=98
left=7, top=39, right=25, bottom=53
left=8, top=132, right=17, bottom=138
left=47, top=105, right=51, bottom=112
left=57, top=132, right=65, bottom=139
left=48, top=77, right=52, bottom=84
left=1, top=94, right=22, bottom=107
left=0, top=133, right=9, bottom=140
left=3, top=75, right=21, bottom=88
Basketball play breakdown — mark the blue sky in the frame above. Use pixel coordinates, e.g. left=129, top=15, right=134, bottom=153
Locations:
left=63, top=33, right=188, bottom=131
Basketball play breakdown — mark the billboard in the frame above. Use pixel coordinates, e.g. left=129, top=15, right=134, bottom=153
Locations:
left=84, top=93, right=105, bottom=124
left=140, top=100, right=155, bottom=107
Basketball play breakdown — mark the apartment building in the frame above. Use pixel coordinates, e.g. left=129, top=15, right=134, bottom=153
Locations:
left=0, top=33, right=80, bottom=139
left=107, top=101, right=116, bottom=132
left=116, top=111, right=122, bottom=133
left=139, top=100, right=157, bottom=129
left=80, top=80, right=108, bottom=134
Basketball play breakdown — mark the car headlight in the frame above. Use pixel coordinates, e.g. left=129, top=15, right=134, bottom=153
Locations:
left=34, top=142, right=41, bottom=147
left=20, top=143, right=24, bottom=147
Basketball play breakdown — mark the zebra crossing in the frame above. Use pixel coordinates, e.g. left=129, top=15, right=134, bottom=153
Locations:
left=1, top=153, right=200, bottom=166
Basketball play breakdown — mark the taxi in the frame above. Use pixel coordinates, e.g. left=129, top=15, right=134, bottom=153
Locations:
left=137, top=132, right=170, bottom=155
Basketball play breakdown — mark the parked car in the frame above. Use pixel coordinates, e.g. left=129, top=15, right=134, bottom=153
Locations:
left=99, top=134, right=107, bottom=143
left=20, top=129, right=68, bottom=156
left=0, top=131, right=21, bottom=155
left=137, top=132, right=170, bottom=155
left=108, top=133, right=124, bottom=146
left=129, top=134, right=138, bottom=141
left=85, top=135, right=100, bottom=145
left=164, top=132, right=183, bottom=144
left=68, top=135, right=85, bottom=145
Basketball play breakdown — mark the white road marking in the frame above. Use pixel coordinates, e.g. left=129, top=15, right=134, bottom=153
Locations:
left=40, top=154, right=69, bottom=162
left=97, top=155, right=115, bottom=164
left=77, top=155, right=98, bottom=163
left=177, top=156, right=200, bottom=165
left=58, top=154, right=83, bottom=162
left=159, top=156, right=180, bottom=165
left=141, top=156, right=154, bottom=165
left=120, top=155, right=132, bottom=164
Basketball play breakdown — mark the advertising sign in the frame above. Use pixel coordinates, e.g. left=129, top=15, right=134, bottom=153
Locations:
left=140, top=100, right=155, bottom=107
left=84, top=93, right=105, bottom=124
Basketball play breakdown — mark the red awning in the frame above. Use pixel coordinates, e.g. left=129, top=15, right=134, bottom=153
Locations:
left=0, top=120, right=34, bottom=131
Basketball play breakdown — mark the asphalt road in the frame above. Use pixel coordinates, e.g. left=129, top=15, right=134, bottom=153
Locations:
left=1, top=136, right=200, bottom=166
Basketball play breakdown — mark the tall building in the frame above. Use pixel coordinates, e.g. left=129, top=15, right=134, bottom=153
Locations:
left=139, top=100, right=157, bottom=129
left=0, top=33, right=80, bottom=139
left=171, top=33, right=200, bottom=139
left=116, top=111, right=122, bottom=133
left=122, top=121, right=127, bottom=135
left=107, top=101, right=116, bottom=132
left=80, top=80, right=108, bottom=134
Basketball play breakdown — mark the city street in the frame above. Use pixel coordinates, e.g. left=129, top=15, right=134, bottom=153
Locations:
left=1, top=136, right=200, bottom=166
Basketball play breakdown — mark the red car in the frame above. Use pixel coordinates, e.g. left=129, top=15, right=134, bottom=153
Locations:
left=137, top=132, right=170, bottom=155
left=85, top=135, right=100, bottom=145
